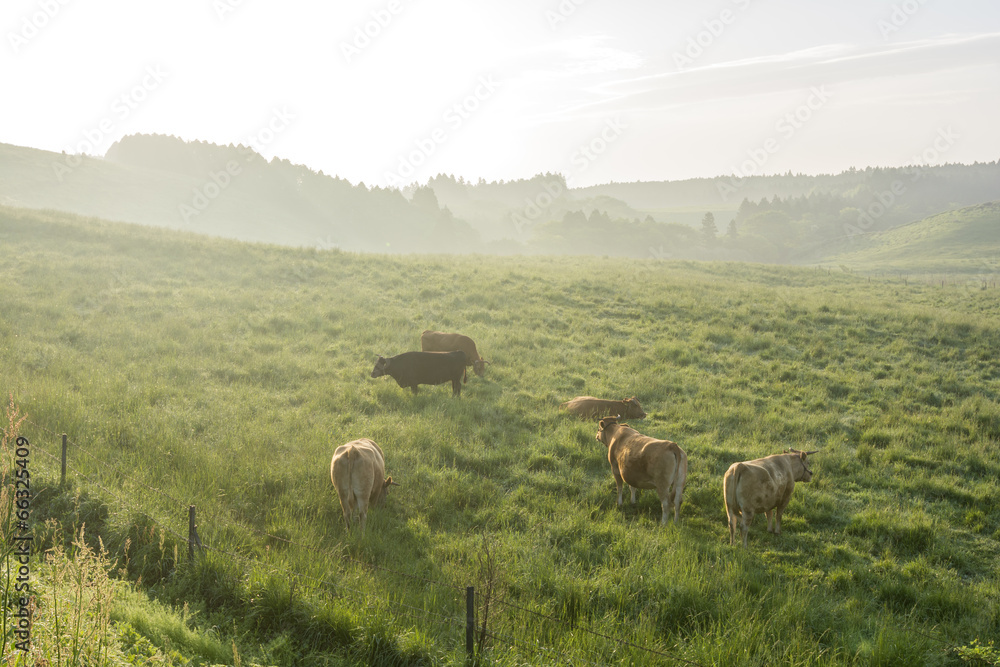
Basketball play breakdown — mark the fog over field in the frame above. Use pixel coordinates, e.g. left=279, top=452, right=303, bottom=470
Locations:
left=2, top=2, right=999, bottom=260
left=2, top=2, right=1000, bottom=666
left=3, top=2, right=999, bottom=190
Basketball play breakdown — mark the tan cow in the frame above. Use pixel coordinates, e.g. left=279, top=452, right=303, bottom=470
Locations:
left=561, top=396, right=647, bottom=420
left=330, top=438, right=399, bottom=532
left=420, top=330, right=489, bottom=377
left=595, top=416, right=688, bottom=525
left=723, top=448, right=817, bottom=547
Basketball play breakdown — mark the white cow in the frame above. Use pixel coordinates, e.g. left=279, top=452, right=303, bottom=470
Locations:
left=330, top=438, right=398, bottom=532
left=595, top=416, right=688, bottom=525
left=723, top=448, right=816, bottom=547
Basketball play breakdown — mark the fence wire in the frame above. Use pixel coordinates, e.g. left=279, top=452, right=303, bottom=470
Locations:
left=15, top=419, right=703, bottom=665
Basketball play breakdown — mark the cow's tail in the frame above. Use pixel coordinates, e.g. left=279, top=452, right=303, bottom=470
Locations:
left=724, top=463, right=744, bottom=515
left=463, top=366, right=467, bottom=384
left=674, top=449, right=689, bottom=497
left=347, top=446, right=360, bottom=506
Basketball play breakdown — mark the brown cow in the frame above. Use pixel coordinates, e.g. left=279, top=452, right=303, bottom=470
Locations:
left=330, top=438, right=399, bottom=532
left=420, top=330, right=489, bottom=377
left=561, top=396, right=646, bottom=420
left=723, top=448, right=817, bottom=547
left=595, top=416, right=688, bottom=525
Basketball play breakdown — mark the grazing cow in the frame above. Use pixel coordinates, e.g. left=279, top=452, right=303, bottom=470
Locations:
left=420, top=330, right=489, bottom=377
left=561, top=396, right=647, bottom=420
left=595, top=416, right=688, bottom=525
left=723, top=448, right=817, bottom=547
left=370, top=350, right=467, bottom=396
left=330, top=438, right=399, bottom=533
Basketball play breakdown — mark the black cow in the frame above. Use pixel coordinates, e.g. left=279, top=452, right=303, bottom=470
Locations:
left=370, top=351, right=467, bottom=396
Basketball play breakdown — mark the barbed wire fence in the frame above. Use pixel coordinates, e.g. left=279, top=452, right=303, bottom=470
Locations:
left=18, top=418, right=703, bottom=666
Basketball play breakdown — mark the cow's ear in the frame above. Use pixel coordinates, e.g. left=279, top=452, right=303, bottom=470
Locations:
left=385, top=476, right=400, bottom=487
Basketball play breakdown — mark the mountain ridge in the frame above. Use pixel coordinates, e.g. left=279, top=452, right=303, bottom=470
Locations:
left=2, top=135, right=998, bottom=263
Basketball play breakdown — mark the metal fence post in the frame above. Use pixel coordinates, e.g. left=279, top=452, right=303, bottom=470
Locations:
left=466, top=586, right=475, bottom=659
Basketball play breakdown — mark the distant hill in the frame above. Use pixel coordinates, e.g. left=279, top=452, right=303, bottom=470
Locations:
left=574, top=164, right=1000, bottom=219
left=2, top=135, right=998, bottom=265
left=0, top=137, right=479, bottom=253
left=827, top=201, right=1000, bottom=272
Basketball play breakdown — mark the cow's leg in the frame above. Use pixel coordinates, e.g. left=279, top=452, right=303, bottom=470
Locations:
left=358, top=501, right=368, bottom=534
left=410, top=386, right=419, bottom=394
left=659, top=495, right=669, bottom=525
left=774, top=504, right=785, bottom=534
left=630, top=487, right=639, bottom=505
left=610, top=460, right=625, bottom=507
left=337, top=490, right=353, bottom=529
left=727, top=508, right=738, bottom=545
left=452, top=378, right=461, bottom=396
left=765, top=509, right=775, bottom=533
left=741, top=510, right=754, bottom=547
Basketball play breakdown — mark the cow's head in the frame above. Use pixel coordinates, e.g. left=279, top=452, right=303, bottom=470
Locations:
left=621, top=397, right=646, bottom=419
left=596, top=415, right=623, bottom=446
left=376, top=476, right=401, bottom=505
left=472, top=359, right=489, bottom=377
left=786, top=448, right=818, bottom=482
left=371, top=356, right=389, bottom=378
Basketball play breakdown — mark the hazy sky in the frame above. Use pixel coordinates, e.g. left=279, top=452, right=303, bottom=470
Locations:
left=3, top=0, right=999, bottom=187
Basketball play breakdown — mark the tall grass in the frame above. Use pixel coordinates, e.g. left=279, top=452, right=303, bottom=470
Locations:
left=1, top=206, right=998, bottom=665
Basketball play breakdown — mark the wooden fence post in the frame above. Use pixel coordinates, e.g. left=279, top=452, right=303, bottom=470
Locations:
left=60, top=433, right=67, bottom=485
left=466, top=586, right=475, bottom=659
left=189, top=505, right=197, bottom=560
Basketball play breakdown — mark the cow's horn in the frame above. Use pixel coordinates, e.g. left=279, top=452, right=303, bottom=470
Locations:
left=804, top=449, right=820, bottom=455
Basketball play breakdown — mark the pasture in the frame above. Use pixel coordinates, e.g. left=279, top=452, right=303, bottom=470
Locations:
left=2, top=206, right=999, bottom=665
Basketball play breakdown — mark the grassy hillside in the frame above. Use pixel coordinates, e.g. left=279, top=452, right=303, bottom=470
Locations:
left=1, top=205, right=998, bottom=665
left=7, top=138, right=1000, bottom=264
left=831, top=202, right=1000, bottom=273
left=0, top=140, right=479, bottom=253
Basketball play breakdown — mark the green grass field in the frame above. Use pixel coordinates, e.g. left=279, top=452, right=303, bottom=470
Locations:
left=1, top=205, right=999, bottom=665
left=832, top=201, right=1000, bottom=274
